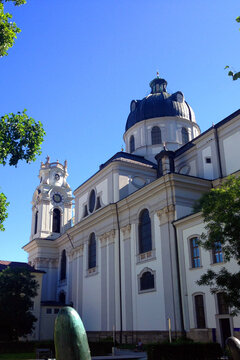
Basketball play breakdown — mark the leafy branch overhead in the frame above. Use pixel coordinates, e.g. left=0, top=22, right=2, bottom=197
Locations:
left=0, top=0, right=26, bottom=57
left=0, top=192, right=9, bottom=231
left=225, top=16, right=240, bottom=81
left=195, top=176, right=240, bottom=314
left=0, top=110, right=45, bottom=166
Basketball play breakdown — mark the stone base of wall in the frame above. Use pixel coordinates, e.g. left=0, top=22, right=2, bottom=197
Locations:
left=87, top=331, right=184, bottom=344
left=187, top=329, right=213, bottom=343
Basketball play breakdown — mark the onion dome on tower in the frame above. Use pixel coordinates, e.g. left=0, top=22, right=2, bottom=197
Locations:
left=123, top=75, right=200, bottom=163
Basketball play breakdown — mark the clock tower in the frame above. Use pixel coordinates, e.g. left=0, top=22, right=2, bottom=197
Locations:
left=30, top=156, right=73, bottom=241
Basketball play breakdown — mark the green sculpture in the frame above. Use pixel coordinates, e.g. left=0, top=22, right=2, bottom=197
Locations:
left=54, top=307, right=91, bottom=360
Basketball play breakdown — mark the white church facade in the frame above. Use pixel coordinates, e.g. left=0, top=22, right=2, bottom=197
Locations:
left=23, top=76, right=240, bottom=345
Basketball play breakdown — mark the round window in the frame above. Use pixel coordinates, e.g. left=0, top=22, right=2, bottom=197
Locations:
left=89, top=190, right=96, bottom=213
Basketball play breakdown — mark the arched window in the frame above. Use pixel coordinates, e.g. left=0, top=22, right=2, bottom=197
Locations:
left=59, top=291, right=66, bottom=304
left=88, top=233, right=96, bottom=269
left=130, top=135, right=135, bottom=153
left=182, top=127, right=189, bottom=144
left=194, top=294, right=206, bottom=328
left=190, top=237, right=201, bottom=268
left=139, top=209, right=152, bottom=254
left=151, top=126, right=162, bottom=145
left=60, top=249, right=66, bottom=280
left=140, top=270, right=155, bottom=291
left=53, top=208, right=60, bottom=233
left=212, top=242, right=223, bottom=263
left=34, top=211, right=38, bottom=234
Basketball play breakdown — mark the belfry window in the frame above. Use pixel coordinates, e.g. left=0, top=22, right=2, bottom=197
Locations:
left=130, top=135, right=135, bottom=153
left=194, top=294, right=206, bottom=328
left=151, top=126, right=162, bottom=145
left=88, top=233, right=96, bottom=269
left=139, top=209, right=152, bottom=254
left=60, top=249, right=66, bottom=281
left=182, top=127, right=189, bottom=144
left=34, top=211, right=38, bottom=234
left=53, top=208, right=60, bottom=233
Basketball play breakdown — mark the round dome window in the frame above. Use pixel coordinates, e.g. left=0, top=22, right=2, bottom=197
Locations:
left=89, top=190, right=96, bottom=213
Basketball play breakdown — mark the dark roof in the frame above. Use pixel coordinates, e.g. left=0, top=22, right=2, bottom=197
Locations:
left=74, top=151, right=156, bottom=193
left=175, top=108, right=240, bottom=157
left=125, top=77, right=195, bottom=132
left=99, top=151, right=157, bottom=170
left=0, top=260, right=45, bottom=274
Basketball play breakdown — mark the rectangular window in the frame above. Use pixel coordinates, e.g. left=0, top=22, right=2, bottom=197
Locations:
left=212, top=242, right=223, bottom=263
left=54, top=308, right=59, bottom=314
left=195, top=295, right=206, bottom=328
left=190, top=237, right=201, bottom=268
left=46, top=308, right=52, bottom=314
left=217, top=293, right=229, bottom=314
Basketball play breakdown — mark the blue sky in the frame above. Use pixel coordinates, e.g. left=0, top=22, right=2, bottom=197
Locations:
left=1, top=0, right=239, bottom=262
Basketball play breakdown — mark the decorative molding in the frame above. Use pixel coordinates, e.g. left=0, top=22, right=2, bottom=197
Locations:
left=121, top=224, right=131, bottom=240
left=99, top=230, right=116, bottom=247
left=33, top=256, right=58, bottom=268
left=157, top=204, right=175, bottom=224
left=70, top=244, right=84, bottom=259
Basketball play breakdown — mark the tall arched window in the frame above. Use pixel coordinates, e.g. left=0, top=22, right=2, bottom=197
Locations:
left=60, top=249, right=66, bottom=280
left=151, top=126, right=162, bottom=145
left=194, top=294, right=206, bottom=328
left=139, top=209, right=152, bottom=254
left=53, top=208, right=60, bottom=233
left=190, top=237, right=201, bottom=268
left=130, top=135, right=135, bottom=153
left=182, top=127, right=189, bottom=144
left=59, top=291, right=66, bottom=304
left=34, top=211, right=38, bottom=234
left=88, top=233, right=96, bottom=269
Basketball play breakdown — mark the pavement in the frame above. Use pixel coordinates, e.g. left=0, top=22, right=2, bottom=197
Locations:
left=92, top=348, right=147, bottom=360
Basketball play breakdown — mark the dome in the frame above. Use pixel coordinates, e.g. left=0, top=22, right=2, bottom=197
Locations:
left=125, top=77, right=196, bottom=132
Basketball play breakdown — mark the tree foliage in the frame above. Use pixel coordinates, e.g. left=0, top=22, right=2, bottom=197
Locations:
left=195, top=176, right=240, bottom=314
left=0, top=266, right=39, bottom=340
left=0, top=110, right=45, bottom=166
left=0, top=0, right=26, bottom=57
left=0, top=192, right=9, bottom=231
left=225, top=16, right=240, bottom=81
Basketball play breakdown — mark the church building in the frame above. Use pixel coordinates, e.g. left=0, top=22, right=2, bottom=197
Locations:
left=23, top=76, right=240, bottom=346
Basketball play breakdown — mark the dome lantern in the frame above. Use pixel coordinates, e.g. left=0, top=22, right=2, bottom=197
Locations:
left=149, top=77, right=167, bottom=94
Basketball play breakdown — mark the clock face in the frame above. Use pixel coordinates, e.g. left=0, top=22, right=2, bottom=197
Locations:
left=53, top=193, right=62, bottom=203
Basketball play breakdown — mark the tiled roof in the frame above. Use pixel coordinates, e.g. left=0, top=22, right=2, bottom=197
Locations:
left=0, top=260, right=45, bottom=274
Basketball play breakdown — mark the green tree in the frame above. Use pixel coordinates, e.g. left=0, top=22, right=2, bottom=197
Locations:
left=0, top=0, right=45, bottom=230
left=0, top=111, right=45, bottom=231
left=195, top=176, right=240, bottom=314
left=225, top=16, right=240, bottom=81
left=0, top=0, right=26, bottom=57
left=0, top=266, right=39, bottom=340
